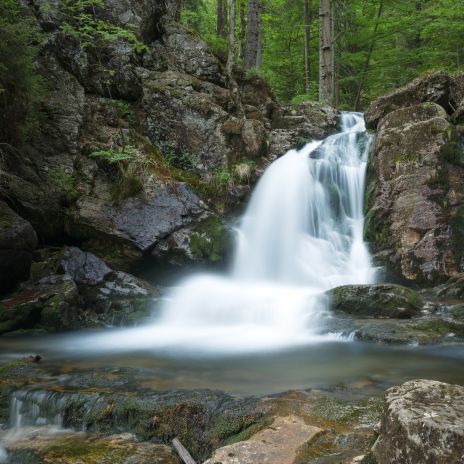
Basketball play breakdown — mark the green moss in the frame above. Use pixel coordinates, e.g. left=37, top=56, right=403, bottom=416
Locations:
left=394, top=151, right=417, bottom=164
left=441, top=126, right=464, bottom=166
left=0, top=359, right=27, bottom=375
left=413, top=320, right=464, bottom=337
left=189, top=216, right=231, bottom=262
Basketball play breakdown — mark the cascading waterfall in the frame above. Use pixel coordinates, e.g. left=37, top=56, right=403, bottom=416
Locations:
left=65, top=112, right=376, bottom=354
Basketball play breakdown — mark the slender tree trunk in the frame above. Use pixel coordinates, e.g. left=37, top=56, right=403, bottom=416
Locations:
left=354, top=0, right=384, bottom=110
left=217, top=0, right=227, bottom=38
left=319, top=0, right=334, bottom=104
left=244, top=0, right=261, bottom=70
left=238, top=0, right=246, bottom=60
left=227, top=0, right=235, bottom=71
left=303, top=0, right=311, bottom=93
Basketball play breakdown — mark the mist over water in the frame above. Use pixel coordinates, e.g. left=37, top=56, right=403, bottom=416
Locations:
left=67, top=112, right=376, bottom=355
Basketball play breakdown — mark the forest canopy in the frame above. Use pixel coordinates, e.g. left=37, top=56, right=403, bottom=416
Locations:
left=182, top=0, right=464, bottom=109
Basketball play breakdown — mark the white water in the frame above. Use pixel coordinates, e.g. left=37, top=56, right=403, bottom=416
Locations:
left=66, top=112, right=375, bottom=355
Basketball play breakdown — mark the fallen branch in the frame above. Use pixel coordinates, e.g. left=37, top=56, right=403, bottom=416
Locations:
left=172, top=437, right=197, bottom=464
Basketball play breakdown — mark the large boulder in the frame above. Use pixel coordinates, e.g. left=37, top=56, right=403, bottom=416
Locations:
left=0, top=202, right=38, bottom=294
left=364, top=102, right=464, bottom=282
left=327, top=284, right=423, bottom=319
left=365, top=71, right=459, bottom=129
left=372, top=380, right=464, bottom=464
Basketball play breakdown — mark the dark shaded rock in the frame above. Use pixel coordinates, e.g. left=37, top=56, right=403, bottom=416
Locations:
left=327, top=284, right=423, bottom=319
left=0, top=202, right=38, bottom=294
left=364, top=102, right=464, bottom=283
left=372, top=380, right=464, bottom=464
left=0, top=246, right=157, bottom=333
left=0, top=275, right=80, bottom=333
left=365, top=71, right=455, bottom=129
left=67, top=176, right=208, bottom=268
left=61, top=246, right=112, bottom=286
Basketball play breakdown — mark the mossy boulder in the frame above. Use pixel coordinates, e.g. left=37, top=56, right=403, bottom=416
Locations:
left=327, top=284, right=423, bottom=319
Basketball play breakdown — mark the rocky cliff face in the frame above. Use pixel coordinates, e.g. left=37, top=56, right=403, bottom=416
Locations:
left=365, top=72, right=464, bottom=283
left=0, top=0, right=337, bottom=324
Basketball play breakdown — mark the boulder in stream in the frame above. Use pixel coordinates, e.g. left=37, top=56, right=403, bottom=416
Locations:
left=327, top=284, right=423, bottom=319
left=371, top=379, right=464, bottom=464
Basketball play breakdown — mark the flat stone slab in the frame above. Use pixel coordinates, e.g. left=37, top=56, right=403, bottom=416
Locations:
left=203, top=415, right=321, bottom=464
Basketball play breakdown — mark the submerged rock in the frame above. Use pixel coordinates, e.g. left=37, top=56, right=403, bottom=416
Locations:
left=327, top=284, right=423, bottom=319
left=203, top=415, right=321, bottom=464
left=0, top=202, right=38, bottom=295
left=372, top=379, right=464, bottom=464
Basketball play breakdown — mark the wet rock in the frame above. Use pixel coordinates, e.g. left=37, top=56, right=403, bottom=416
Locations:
left=0, top=202, right=38, bottom=294
left=364, top=102, right=464, bottom=283
left=203, top=415, right=322, bottom=464
left=5, top=431, right=179, bottom=464
left=0, top=275, right=80, bottom=333
left=351, top=318, right=464, bottom=345
left=365, top=71, right=456, bottom=129
left=371, top=380, right=464, bottom=464
left=327, top=284, right=423, bottom=319
left=152, top=215, right=233, bottom=266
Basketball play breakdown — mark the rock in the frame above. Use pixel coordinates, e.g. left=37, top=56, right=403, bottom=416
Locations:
left=365, top=71, right=456, bottom=129
left=152, top=215, right=232, bottom=266
left=203, top=415, right=322, bottom=464
left=0, top=202, right=38, bottom=294
left=268, top=102, right=338, bottom=158
left=327, top=284, right=423, bottom=319
left=0, top=246, right=157, bottom=333
left=364, top=102, right=464, bottom=283
left=67, top=177, right=208, bottom=268
left=61, top=246, right=112, bottom=285
left=372, top=380, right=464, bottom=464
left=5, top=431, right=179, bottom=464
left=0, top=275, right=80, bottom=333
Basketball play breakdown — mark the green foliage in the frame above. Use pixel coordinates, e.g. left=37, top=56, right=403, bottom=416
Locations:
left=48, top=167, right=78, bottom=200
left=0, top=0, right=45, bottom=144
left=163, top=145, right=198, bottom=171
left=90, top=145, right=141, bottom=164
left=110, top=100, right=136, bottom=126
left=60, top=0, right=148, bottom=52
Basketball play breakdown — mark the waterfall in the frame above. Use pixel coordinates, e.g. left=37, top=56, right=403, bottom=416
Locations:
left=65, top=112, right=376, bottom=354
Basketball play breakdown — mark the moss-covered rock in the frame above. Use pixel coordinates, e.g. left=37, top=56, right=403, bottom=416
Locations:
left=327, top=284, right=423, bottom=319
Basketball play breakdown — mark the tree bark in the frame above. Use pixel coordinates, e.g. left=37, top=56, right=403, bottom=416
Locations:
left=303, top=0, right=311, bottom=93
left=238, top=0, right=246, bottom=60
left=217, top=0, right=227, bottom=38
left=319, top=0, right=334, bottom=104
left=227, top=0, right=235, bottom=71
left=244, top=0, right=261, bottom=70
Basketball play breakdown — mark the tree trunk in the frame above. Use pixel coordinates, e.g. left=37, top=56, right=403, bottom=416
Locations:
left=217, top=0, right=227, bottom=38
left=354, top=0, right=384, bottom=110
left=244, top=0, right=261, bottom=70
left=319, top=0, right=334, bottom=104
left=227, top=0, right=235, bottom=71
left=303, top=0, right=311, bottom=93
left=238, top=0, right=246, bottom=60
